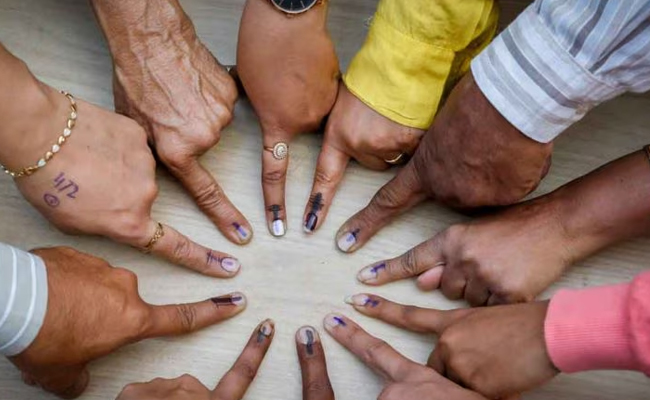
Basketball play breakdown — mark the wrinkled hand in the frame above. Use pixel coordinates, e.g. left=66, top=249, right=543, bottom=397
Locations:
left=355, top=195, right=572, bottom=305
left=95, top=0, right=253, bottom=245
left=15, top=86, right=242, bottom=277
left=116, top=319, right=273, bottom=400
left=335, top=73, right=553, bottom=253
left=237, top=0, right=339, bottom=237
left=323, top=314, right=503, bottom=400
left=302, top=83, right=424, bottom=233
left=344, top=294, right=557, bottom=398
left=295, top=326, right=335, bottom=400
left=10, top=247, right=247, bottom=399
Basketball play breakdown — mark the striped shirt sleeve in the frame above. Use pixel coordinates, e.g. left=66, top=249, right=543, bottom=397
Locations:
left=471, top=0, right=650, bottom=143
left=0, top=243, right=48, bottom=357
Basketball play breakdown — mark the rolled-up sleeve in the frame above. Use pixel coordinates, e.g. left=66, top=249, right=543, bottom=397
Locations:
left=472, top=0, right=650, bottom=143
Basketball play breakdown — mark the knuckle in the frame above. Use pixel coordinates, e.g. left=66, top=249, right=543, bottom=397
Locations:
left=363, top=340, right=390, bottom=365
left=304, top=379, right=333, bottom=396
left=398, top=305, right=418, bottom=327
left=314, top=167, right=335, bottom=187
left=113, top=267, right=139, bottom=285
left=172, top=235, right=194, bottom=262
left=372, top=185, right=402, bottom=210
left=193, top=180, right=226, bottom=210
left=233, top=361, right=258, bottom=381
left=174, top=304, right=198, bottom=333
left=119, top=383, right=138, bottom=397
left=262, top=168, right=287, bottom=185
left=178, top=374, right=199, bottom=389
left=398, top=249, right=419, bottom=276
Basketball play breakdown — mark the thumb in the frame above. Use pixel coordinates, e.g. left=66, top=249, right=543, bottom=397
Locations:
left=335, top=161, right=426, bottom=253
left=141, top=292, right=247, bottom=338
left=34, top=366, right=90, bottom=399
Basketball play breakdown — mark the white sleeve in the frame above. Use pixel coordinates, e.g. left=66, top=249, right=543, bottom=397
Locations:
left=0, top=243, right=48, bottom=356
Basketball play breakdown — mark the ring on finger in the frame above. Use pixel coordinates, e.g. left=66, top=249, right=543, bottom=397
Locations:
left=384, top=153, right=407, bottom=165
left=142, top=222, right=165, bottom=254
left=264, top=142, right=289, bottom=161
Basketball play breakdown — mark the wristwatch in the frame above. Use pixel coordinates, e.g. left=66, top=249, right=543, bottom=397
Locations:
left=269, top=0, right=323, bottom=14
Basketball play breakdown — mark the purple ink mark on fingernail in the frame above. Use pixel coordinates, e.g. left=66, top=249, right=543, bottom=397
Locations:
left=43, top=193, right=60, bottom=208
left=364, top=298, right=380, bottom=308
left=306, top=329, right=315, bottom=355
left=333, top=316, right=347, bottom=327
left=233, top=222, right=248, bottom=238
left=211, top=295, right=242, bottom=306
left=371, top=263, right=386, bottom=277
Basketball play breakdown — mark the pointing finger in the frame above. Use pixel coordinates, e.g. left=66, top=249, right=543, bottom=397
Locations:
left=323, top=313, right=418, bottom=382
left=296, top=326, right=335, bottom=400
left=303, top=141, right=350, bottom=234
left=335, top=161, right=426, bottom=253
left=356, top=236, right=445, bottom=286
left=261, top=132, right=291, bottom=237
left=344, top=294, right=473, bottom=335
left=143, top=292, right=246, bottom=338
left=213, top=319, right=275, bottom=400
left=142, top=220, right=242, bottom=278
left=172, top=158, right=253, bottom=245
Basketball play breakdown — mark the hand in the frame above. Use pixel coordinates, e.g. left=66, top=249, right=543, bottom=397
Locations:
left=295, top=326, right=335, bottom=400
left=355, top=195, right=572, bottom=305
left=335, top=73, right=552, bottom=253
left=237, top=0, right=339, bottom=237
left=323, top=314, right=499, bottom=400
left=10, top=247, right=247, bottom=399
left=302, top=83, right=424, bottom=233
left=116, top=319, right=274, bottom=400
left=14, top=85, right=242, bottom=277
left=92, top=0, right=253, bottom=245
left=344, top=294, right=558, bottom=398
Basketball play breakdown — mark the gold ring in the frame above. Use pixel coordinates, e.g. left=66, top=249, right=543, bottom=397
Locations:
left=142, top=222, right=165, bottom=254
left=384, top=153, right=406, bottom=165
left=264, top=142, right=289, bottom=160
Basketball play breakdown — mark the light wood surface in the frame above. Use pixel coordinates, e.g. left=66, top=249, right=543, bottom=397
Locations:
left=1, top=1, right=649, bottom=399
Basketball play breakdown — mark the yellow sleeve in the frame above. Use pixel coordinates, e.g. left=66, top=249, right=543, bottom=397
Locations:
left=343, top=0, right=499, bottom=129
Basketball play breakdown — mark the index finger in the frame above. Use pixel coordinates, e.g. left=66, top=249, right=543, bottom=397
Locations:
left=213, top=319, right=275, bottom=400
left=335, top=162, right=426, bottom=253
left=303, top=141, right=350, bottom=234
left=356, top=235, right=445, bottom=286
left=296, top=326, right=335, bottom=400
left=323, top=313, right=418, bottom=382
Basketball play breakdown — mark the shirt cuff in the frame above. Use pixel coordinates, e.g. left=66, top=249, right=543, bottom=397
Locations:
left=544, top=283, right=639, bottom=373
left=471, top=4, right=623, bottom=143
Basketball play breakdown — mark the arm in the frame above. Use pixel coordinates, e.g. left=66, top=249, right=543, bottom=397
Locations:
left=472, top=0, right=650, bottom=142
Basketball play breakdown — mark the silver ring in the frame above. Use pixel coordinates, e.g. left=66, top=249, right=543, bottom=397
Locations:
left=384, top=153, right=406, bottom=165
left=265, top=142, right=289, bottom=160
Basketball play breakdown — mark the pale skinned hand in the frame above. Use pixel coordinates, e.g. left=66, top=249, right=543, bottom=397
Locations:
left=237, top=0, right=339, bottom=237
left=323, top=314, right=518, bottom=400
left=15, top=84, right=243, bottom=278
left=91, top=0, right=253, bottom=245
left=335, top=73, right=553, bottom=253
left=115, top=319, right=274, bottom=400
left=302, top=83, right=424, bottom=233
left=344, top=294, right=558, bottom=398
left=355, top=196, right=572, bottom=306
left=10, top=247, right=247, bottom=399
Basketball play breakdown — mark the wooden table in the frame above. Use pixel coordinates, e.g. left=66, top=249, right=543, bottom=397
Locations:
left=1, top=1, right=649, bottom=399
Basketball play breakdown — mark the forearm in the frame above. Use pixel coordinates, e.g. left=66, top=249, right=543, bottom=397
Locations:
left=0, top=243, right=48, bottom=357
left=552, top=150, right=650, bottom=263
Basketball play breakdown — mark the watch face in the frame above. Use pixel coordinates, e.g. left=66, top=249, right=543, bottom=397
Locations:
left=271, top=0, right=319, bottom=14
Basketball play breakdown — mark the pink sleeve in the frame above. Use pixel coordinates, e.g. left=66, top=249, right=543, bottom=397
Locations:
left=544, top=271, right=650, bottom=376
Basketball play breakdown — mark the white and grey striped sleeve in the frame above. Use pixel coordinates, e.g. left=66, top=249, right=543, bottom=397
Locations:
left=471, top=0, right=650, bottom=143
left=0, top=243, right=48, bottom=357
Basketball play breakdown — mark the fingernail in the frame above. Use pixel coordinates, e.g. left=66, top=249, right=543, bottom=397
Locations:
left=211, top=292, right=246, bottom=306
left=297, top=326, right=319, bottom=355
left=257, top=319, right=274, bottom=342
left=357, top=263, right=386, bottom=283
left=233, top=222, right=251, bottom=242
left=270, top=219, right=286, bottom=237
left=304, top=212, right=318, bottom=233
left=344, top=294, right=379, bottom=308
left=323, top=313, right=347, bottom=330
left=337, top=228, right=360, bottom=252
left=220, top=257, right=241, bottom=273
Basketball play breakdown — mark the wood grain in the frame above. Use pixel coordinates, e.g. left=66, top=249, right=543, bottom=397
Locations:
left=0, top=0, right=648, bottom=399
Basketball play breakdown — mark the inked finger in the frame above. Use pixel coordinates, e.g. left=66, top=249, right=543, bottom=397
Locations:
left=296, top=327, right=335, bottom=400
left=323, top=313, right=418, bottom=382
left=213, top=319, right=275, bottom=400
left=173, top=158, right=252, bottom=245
left=143, top=292, right=247, bottom=338
left=145, top=221, right=242, bottom=278
left=303, top=142, right=350, bottom=234
left=356, top=236, right=445, bottom=286
left=262, top=134, right=290, bottom=237
left=344, top=294, right=473, bottom=335
left=335, top=162, right=426, bottom=253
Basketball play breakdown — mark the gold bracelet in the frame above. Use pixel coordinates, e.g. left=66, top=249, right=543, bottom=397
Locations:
left=0, top=91, right=78, bottom=179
